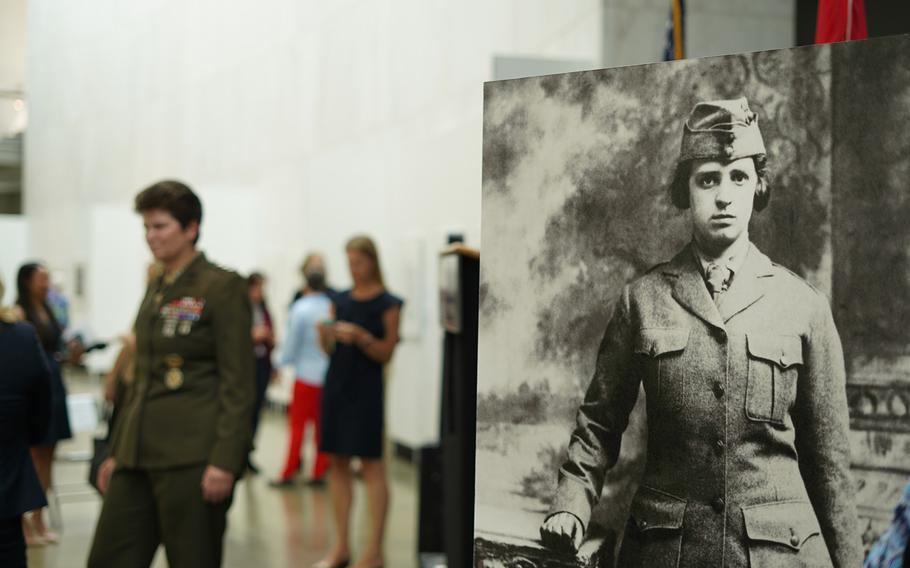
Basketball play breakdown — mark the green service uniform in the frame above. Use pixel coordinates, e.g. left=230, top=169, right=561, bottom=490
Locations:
left=88, top=253, right=254, bottom=568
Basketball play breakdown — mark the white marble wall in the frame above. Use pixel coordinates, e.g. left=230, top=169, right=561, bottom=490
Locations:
left=22, top=0, right=796, bottom=448
left=0, top=0, right=26, bottom=136
left=0, top=215, right=28, bottom=305
left=24, top=0, right=602, bottom=447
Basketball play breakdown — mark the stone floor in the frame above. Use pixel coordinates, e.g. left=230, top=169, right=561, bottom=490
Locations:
left=26, top=372, right=420, bottom=568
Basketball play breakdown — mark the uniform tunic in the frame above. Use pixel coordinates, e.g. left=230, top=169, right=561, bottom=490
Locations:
left=550, top=243, right=862, bottom=567
left=89, top=253, right=254, bottom=568
left=109, top=253, right=254, bottom=474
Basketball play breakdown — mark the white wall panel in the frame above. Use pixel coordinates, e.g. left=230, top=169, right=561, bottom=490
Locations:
left=24, top=0, right=603, bottom=446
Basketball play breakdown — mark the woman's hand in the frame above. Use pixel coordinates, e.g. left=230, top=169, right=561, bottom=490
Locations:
left=201, top=465, right=235, bottom=504
left=98, top=457, right=117, bottom=494
left=102, top=372, right=117, bottom=402
left=332, top=321, right=368, bottom=345
left=317, top=319, right=334, bottom=339
left=540, top=512, right=584, bottom=553
left=66, top=338, right=86, bottom=365
left=317, top=318, right=336, bottom=354
left=251, top=325, right=272, bottom=343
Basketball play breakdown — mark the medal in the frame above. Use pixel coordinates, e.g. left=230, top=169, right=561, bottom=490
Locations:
left=160, top=297, right=205, bottom=337
left=165, top=368, right=184, bottom=389
left=164, top=354, right=184, bottom=390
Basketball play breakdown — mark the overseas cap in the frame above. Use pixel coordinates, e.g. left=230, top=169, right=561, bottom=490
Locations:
left=679, top=97, right=766, bottom=163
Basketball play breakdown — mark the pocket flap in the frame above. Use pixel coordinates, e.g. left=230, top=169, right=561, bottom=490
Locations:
left=629, top=485, right=687, bottom=532
left=634, top=328, right=689, bottom=357
left=746, top=333, right=803, bottom=368
left=742, top=501, right=820, bottom=550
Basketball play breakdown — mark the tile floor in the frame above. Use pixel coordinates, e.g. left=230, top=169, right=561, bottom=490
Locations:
left=26, top=372, right=420, bottom=568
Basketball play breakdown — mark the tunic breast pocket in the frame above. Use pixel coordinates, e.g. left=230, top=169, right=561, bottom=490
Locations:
left=745, top=333, right=803, bottom=424
left=742, top=500, right=829, bottom=567
left=634, top=328, right=689, bottom=404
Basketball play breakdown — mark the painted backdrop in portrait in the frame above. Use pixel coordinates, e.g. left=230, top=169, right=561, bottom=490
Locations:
left=475, top=35, right=910, bottom=566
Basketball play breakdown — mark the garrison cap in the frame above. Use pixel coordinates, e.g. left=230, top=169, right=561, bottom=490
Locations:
left=679, top=97, right=766, bottom=163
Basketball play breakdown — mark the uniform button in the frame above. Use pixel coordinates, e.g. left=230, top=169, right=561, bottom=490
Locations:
left=714, top=439, right=725, bottom=455
left=640, top=520, right=649, bottom=529
left=713, top=382, right=725, bottom=398
left=712, top=497, right=725, bottom=513
left=713, top=328, right=726, bottom=342
left=789, top=528, right=800, bottom=547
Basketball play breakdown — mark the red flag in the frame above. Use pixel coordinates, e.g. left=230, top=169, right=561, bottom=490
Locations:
left=816, top=0, right=868, bottom=43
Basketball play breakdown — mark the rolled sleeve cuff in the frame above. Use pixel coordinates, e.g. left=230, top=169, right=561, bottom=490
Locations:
left=209, top=440, right=247, bottom=476
left=549, top=476, right=594, bottom=532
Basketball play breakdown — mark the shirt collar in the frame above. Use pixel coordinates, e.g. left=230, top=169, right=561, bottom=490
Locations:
left=161, top=251, right=202, bottom=286
left=692, top=237, right=751, bottom=281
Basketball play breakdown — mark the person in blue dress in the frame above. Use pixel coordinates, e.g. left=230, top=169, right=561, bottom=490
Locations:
left=314, top=235, right=403, bottom=568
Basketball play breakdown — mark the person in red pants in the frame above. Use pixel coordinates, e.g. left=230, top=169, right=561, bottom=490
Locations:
left=271, top=254, right=333, bottom=487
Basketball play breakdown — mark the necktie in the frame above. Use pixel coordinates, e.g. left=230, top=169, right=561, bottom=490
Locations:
left=705, top=262, right=730, bottom=303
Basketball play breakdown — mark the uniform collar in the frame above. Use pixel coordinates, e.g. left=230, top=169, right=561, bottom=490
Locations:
left=161, top=251, right=204, bottom=286
left=662, top=241, right=774, bottom=329
left=691, top=237, right=751, bottom=283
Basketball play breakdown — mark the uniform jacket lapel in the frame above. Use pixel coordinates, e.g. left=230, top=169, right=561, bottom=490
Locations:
left=663, top=243, right=726, bottom=331
left=718, top=244, right=774, bottom=323
left=158, top=253, right=205, bottom=307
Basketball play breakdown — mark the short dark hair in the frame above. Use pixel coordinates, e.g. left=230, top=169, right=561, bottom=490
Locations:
left=134, top=180, right=203, bottom=244
left=669, top=154, right=771, bottom=212
left=15, top=262, right=43, bottom=308
left=247, top=272, right=265, bottom=287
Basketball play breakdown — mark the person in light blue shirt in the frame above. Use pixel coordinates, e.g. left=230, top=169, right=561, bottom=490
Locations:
left=270, top=253, right=333, bottom=486
left=865, top=480, right=910, bottom=568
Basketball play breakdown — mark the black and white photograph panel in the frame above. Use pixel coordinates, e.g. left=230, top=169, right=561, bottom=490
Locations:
left=474, top=34, right=910, bottom=568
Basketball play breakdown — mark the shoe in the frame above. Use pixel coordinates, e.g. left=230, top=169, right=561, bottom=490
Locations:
left=305, top=477, right=326, bottom=488
left=268, top=477, right=295, bottom=488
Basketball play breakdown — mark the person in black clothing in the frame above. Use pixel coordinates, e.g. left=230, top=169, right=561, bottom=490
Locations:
left=314, top=236, right=403, bottom=568
left=0, top=276, right=52, bottom=567
left=14, top=262, right=76, bottom=545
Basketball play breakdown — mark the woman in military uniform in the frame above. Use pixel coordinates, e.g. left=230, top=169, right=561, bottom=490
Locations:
left=540, top=98, right=861, bottom=567
left=87, top=180, right=254, bottom=568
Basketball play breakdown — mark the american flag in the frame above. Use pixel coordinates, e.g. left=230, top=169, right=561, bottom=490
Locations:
left=663, top=0, right=686, bottom=61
